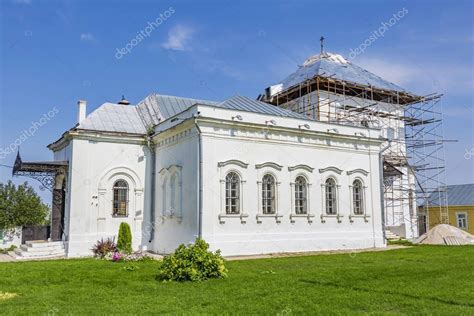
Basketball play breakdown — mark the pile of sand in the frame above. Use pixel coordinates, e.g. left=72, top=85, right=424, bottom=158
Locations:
left=415, top=224, right=474, bottom=245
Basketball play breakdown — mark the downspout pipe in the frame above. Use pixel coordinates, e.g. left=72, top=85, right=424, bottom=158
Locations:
left=194, top=117, right=203, bottom=239
left=146, top=132, right=156, bottom=243
left=379, top=139, right=392, bottom=244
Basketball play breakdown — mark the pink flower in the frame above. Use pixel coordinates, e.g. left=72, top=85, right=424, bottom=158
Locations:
left=112, top=252, right=122, bottom=262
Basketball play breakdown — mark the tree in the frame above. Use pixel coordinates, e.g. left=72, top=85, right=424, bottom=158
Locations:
left=0, top=181, right=50, bottom=235
left=117, top=222, right=132, bottom=254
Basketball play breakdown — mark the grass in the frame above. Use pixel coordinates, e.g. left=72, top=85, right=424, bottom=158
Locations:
left=0, top=246, right=473, bottom=315
left=387, top=239, right=416, bottom=246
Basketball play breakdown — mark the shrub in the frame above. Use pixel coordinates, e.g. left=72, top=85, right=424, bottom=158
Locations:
left=157, top=238, right=227, bottom=282
left=92, top=237, right=116, bottom=258
left=117, top=222, right=132, bottom=254
left=0, top=245, right=17, bottom=254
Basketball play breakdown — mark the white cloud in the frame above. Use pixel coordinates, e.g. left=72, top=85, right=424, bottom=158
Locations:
left=162, top=24, right=194, bottom=51
left=80, top=33, right=95, bottom=42
left=355, top=57, right=473, bottom=96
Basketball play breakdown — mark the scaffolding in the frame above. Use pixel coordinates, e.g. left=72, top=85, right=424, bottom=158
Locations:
left=260, top=74, right=449, bottom=237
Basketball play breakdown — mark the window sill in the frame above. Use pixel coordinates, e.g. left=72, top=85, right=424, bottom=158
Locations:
left=349, top=214, right=370, bottom=223
left=112, top=215, right=129, bottom=218
left=290, top=213, right=315, bottom=223
left=256, top=213, right=283, bottom=224
left=218, top=213, right=249, bottom=224
left=320, top=214, right=343, bottom=223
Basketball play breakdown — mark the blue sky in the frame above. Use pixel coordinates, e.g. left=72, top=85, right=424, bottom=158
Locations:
left=1, top=0, right=473, bottom=202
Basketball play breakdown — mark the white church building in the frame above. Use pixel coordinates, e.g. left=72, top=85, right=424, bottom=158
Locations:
left=13, top=52, right=402, bottom=258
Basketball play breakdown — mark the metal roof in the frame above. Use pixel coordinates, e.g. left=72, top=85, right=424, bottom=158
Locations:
left=137, top=93, right=218, bottom=127
left=276, top=52, right=406, bottom=93
left=77, top=103, right=147, bottom=134
left=213, top=95, right=312, bottom=120
left=426, top=184, right=474, bottom=206
left=75, top=94, right=312, bottom=135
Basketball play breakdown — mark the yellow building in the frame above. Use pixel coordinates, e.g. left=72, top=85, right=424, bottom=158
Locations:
left=419, top=184, right=474, bottom=235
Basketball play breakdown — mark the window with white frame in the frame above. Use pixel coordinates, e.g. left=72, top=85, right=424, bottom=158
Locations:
left=295, top=176, right=308, bottom=214
left=225, top=172, right=240, bottom=214
left=352, top=179, right=364, bottom=215
left=262, top=174, right=276, bottom=214
left=456, top=213, right=467, bottom=229
left=325, top=178, right=337, bottom=215
left=113, top=179, right=129, bottom=217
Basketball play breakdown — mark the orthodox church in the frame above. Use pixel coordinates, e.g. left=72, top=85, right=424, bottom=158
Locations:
left=14, top=51, right=419, bottom=258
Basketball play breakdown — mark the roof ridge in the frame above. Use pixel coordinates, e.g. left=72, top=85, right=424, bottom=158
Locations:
left=150, top=92, right=218, bottom=103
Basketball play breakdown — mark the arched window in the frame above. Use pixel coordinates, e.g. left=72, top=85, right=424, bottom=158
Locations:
left=352, top=180, right=364, bottom=215
left=295, top=176, right=308, bottom=214
left=225, top=172, right=240, bottom=214
left=262, top=174, right=276, bottom=214
left=325, top=178, right=337, bottom=215
left=113, top=180, right=129, bottom=216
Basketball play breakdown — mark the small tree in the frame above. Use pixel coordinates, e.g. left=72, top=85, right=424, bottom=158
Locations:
left=0, top=181, right=49, bottom=236
left=117, top=222, right=132, bottom=253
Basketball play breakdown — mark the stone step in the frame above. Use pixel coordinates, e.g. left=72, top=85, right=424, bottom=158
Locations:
left=385, top=230, right=402, bottom=240
left=20, top=244, right=64, bottom=252
left=25, top=240, right=63, bottom=248
left=14, top=253, right=65, bottom=260
left=14, top=247, right=65, bottom=258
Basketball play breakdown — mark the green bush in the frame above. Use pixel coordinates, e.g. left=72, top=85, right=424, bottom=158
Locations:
left=157, top=238, right=227, bottom=282
left=117, top=222, right=132, bottom=254
left=0, top=245, right=17, bottom=254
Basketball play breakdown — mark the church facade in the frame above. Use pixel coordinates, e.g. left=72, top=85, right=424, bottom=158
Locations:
left=43, top=92, right=385, bottom=257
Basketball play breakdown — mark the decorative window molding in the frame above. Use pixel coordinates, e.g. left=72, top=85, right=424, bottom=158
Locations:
left=318, top=166, right=343, bottom=175
left=288, top=164, right=314, bottom=173
left=97, top=166, right=143, bottom=221
left=255, top=162, right=283, bottom=171
left=158, top=164, right=182, bottom=175
left=349, top=179, right=370, bottom=223
left=346, top=169, right=369, bottom=176
left=256, top=173, right=282, bottom=223
left=321, top=178, right=342, bottom=223
left=217, top=159, right=249, bottom=169
left=158, top=164, right=183, bottom=220
left=290, top=175, right=314, bottom=223
left=219, top=171, right=247, bottom=224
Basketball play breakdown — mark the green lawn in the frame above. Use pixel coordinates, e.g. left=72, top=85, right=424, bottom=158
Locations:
left=1, top=246, right=473, bottom=315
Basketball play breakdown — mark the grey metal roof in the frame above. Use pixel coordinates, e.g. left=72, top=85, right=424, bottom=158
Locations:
left=277, top=52, right=406, bottom=93
left=77, top=103, right=147, bottom=134
left=213, top=95, right=312, bottom=120
left=75, top=94, right=311, bottom=135
left=426, top=184, right=474, bottom=206
left=137, top=93, right=218, bottom=128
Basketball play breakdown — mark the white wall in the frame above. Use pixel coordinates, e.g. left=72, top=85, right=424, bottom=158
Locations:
left=281, top=91, right=417, bottom=238
left=62, top=136, right=150, bottom=257
left=1, top=227, right=22, bottom=249
left=151, top=123, right=199, bottom=254
left=192, top=106, right=385, bottom=256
